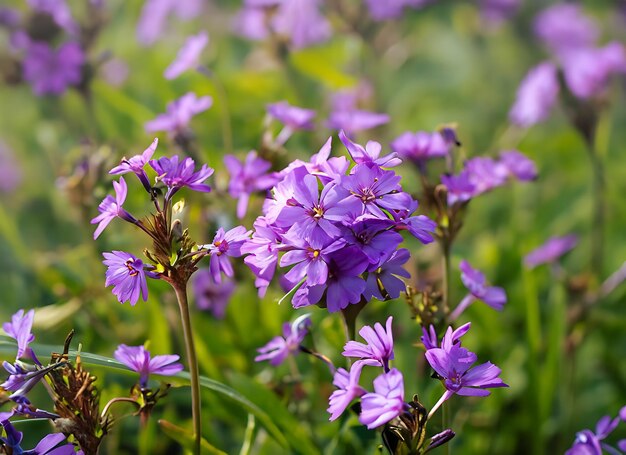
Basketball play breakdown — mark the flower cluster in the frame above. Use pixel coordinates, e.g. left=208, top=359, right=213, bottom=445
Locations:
left=92, top=139, right=215, bottom=305
left=243, top=132, right=436, bottom=310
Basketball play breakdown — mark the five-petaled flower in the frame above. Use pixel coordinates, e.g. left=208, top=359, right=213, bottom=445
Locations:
left=114, top=344, right=184, bottom=388
left=103, top=251, right=158, bottom=306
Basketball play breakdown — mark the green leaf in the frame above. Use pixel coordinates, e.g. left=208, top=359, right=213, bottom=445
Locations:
left=289, top=41, right=359, bottom=90
left=158, top=419, right=227, bottom=455
left=0, top=339, right=294, bottom=451
left=228, top=373, right=319, bottom=455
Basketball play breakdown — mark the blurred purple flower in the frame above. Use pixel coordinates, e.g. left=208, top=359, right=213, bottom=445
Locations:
left=441, top=171, right=475, bottom=206
left=101, top=58, right=129, bottom=87
left=255, top=315, right=311, bottom=366
left=149, top=154, right=214, bottom=200
left=164, top=31, right=209, bottom=80
left=192, top=269, right=235, bottom=319
left=509, top=62, right=559, bottom=128
left=22, top=41, right=84, bottom=96
left=359, top=368, right=406, bottom=429
left=145, top=92, right=212, bottom=136
left=224, top=151, right=277, bottom=219
left=365, top=0, right=430, bottom=21
left=524, top=235, right=578, bottom=268
left=343, top=316, right=395, bottom=371
left=3, top=310, right=35, bottom=360
left=464, top=157, right=509, bottom=196
left=233, top=7, right=269, bottom=41
left=390, top=131, right=448, bottom=164
left=271, top=0, right=331, bottom=49
left=561, top=42, right=626, bottom=99
left=479, top=0, right=520, bottom=26
left=114, top=344, right=183, bottom=388
left=0, top=8, right=21, bottom=27
left=328, top=360, right=373, bottom=421
left=28, top=0, right=78, bottom=34
left=267, top=101, right=315, bottom=131
left=103, top=251, right=158, bottom=306
left=499, top=150, right=537, bottom=181
left=136, top=0, right=203, bottom=46
left=339, top=130, right=402, bottom=168
left=91, top=177, right=138, bottom=239
left=205, top=226, right=252, bottom=283
left=459, top=260, right=506, bottom=310
left=110, top=138, right=158, bottom=193
left=533, top=4, right=598, bottom=56
left=327, top=110, right=390, bottom=135
left=566, top=406, right=626, bottom=455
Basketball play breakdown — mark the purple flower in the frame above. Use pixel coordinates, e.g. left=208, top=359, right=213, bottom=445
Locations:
left=303, top=137, right=350, bottom=184
left=561, top=42, right=626, bottom=99
left=114, top=344, right=183, bottom=388
left=340, top=164, right=412, bottom=219
left=421, top=323, right=471, bottom=351
left=271, top=0, right=331, bottom=49
left=242, top=218, right=282, bottom=297
left=149, top=155, right=214, bottom=200
left=280, top=233, right=345, bottom=285
left=103, top=251, right=158, bottom=306
left=292, top=246, right=369, bottom=312
left=499, top=150, right=537, bottom=181
left=255, top=315, right=311, bottom=366
left=533, top=4, right=598, bottom=56
left=3, top=310, right=35, bottom=360
left=364, top=248, right=411, bottom=301
left=327, top=110, right=390, bottom=135
left=267, top=101, right=315, bottom=131
left=390, top=199, right=437, bottom=244
left=233, top=7, right=269, bottom=41
left=566, top=406, right=626, bottom=455
left=0, top=141, right=22, bottom=193
left=109, top=138, right=158, bottom=193
left=524, top=235, right=578, bottom=268
left=359, top=368, right=406, bottom=429
left=479, top=0, right=520, bottom=26
left=275, top=173, right=360, bottom=243
left=91, top=177, right=137, bottom=239
left=192, top=269, right=235, bottom=319
left=327, top=360, right=375, bottom=421
left=224, top=151, right=277, bottom=219
left=22, top=41, right=84, bottom=96
left=145, top=92, right=213, bottom=136
left=164, top=31, right=209, bottom=80
left=2, top=361, right=62, bottom=399
left=205, top=226, right=252, bottom=283
left=459, top=260, right=507, bottom=310
left=343, top=316, right=394, bottom=371
left=136, top=0, right=203, bottom=46
left=464, top=157, right=509, bottom=196
left=0, top=418, right=74, bottom=455
left=339, top=130, right=402, bottom=168
left=509, top=62, right=559, bottom=128
left=365, top=0, right=430, bottom=21
left=390, top=131, right=448, bottom=164
left=345, top=215, right=403, bottom=267
left=425, top=342, right=508, bottom=400
left=441, top=171, right=475, bottom=206
left=28, top=0, right=78, bottom=34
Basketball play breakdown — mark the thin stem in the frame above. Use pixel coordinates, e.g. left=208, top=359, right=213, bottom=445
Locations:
left=101, top=397, right=141, bottom=420
left=585, top=138, right=605, bottom=278
left=239, top=414, right=256, bottom=455
left=427, top=390, right=451, bottom=420
left=299, top=346, right=336, bottom=374
left=441, top=239, right=452, bottom=317
left=173, top=282, right=201, bottom=455
left=448, top=294, right=475, bottom=322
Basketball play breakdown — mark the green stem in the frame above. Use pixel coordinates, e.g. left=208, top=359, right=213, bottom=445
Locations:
left=442, top=401, right=450, bottom=455
left=173, top=282, right=201, bottom=455
left=585, top=140, right=605, bottom=278
left=441, top=239, right=451, bottom=318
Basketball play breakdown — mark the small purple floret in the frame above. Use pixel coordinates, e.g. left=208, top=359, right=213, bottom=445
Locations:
left=114, top=344, right=183, bottom=388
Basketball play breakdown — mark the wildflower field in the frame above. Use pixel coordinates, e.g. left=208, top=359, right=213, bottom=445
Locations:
left=0, top=1, right=625, bottom=454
